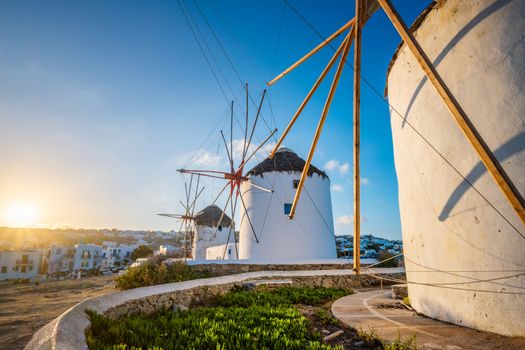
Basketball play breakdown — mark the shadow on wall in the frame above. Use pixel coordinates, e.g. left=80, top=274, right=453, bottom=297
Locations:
left=400, top=0, right=515, bottom=129
left=406, top=138, right=523, bottom=266
left=438, top=131, right=525, bottom=222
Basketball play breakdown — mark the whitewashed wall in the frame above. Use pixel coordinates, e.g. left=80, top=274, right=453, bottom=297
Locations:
left=0, top=250, right=43, bottom=280
left=206, top=243, right=239, bottom=260
left=387, top=0, right=525, bottom=336
left=239, top=172, right=336, bottom=260
left=192, top=226, right=233, bottom=260
left=73, top=244, right=103, bottom=271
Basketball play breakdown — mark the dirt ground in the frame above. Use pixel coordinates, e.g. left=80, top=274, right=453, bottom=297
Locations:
left=0, top=275, right=117, bottom=350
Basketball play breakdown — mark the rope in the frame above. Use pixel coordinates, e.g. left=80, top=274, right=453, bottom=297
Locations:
left=192, top=0, right=275, bottom=138
left=177, top=0, right=230, bottom=103
left=362, top=252, right=404, bottom=269
left=271, top=1, right=287, bottom=75
left=365, top=272, right=525, bottom=295
left=192, top=0, right=244, bottom=86
left=361, top=252, right=525, bottom=292
left=207, top=0, right=267, bottom=84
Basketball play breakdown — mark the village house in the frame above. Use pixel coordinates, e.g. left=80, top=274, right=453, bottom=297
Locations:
left=0, top=249, right=45, bottom=281
left=73, top=244, right=103, bottom=271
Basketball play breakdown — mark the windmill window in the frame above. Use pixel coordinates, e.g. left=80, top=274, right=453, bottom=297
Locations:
left=293, top=180, right=299, bottom=189
left=1, top=266, right=6, bottom=273
left=228, top=248, right=232, bottom=255
left=284, top=203, right=292, bottom=215
left=218, top=226, right=223, bottom=231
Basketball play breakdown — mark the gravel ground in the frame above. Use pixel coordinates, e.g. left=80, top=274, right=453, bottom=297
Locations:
left=0, top=275, right=116, bottom=350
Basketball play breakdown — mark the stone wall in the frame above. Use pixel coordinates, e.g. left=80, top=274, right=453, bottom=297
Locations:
left=190, top=262, right=354, bottom=277
left=105, top=272, right=405, bottom=320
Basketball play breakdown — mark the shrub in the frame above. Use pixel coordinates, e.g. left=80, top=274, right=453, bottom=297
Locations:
left=215, top=286, right=352, bottom=308
left=377, top=251, right=399, bottom=268
left=115, top=260, right=209, bottom=290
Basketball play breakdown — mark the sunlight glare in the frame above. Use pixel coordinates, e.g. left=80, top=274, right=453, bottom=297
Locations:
left=5, top=203, right=38, bottom=228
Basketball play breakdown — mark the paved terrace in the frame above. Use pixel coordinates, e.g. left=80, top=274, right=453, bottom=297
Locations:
left=332, top=290, right=525, bottom=350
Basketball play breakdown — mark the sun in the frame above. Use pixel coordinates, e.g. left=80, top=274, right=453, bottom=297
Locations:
left=5, top=203, right=38, bottom=228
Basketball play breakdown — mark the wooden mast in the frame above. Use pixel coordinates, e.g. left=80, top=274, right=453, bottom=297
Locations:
left=268, top=18, right=355, bottom=86
left=269, top=32, right=353, bottom=159
left=353, top=0, right=363, bottom=275
left=288, top=30, right=353, bottom=219
left=377, top=0, right=525, bottom=227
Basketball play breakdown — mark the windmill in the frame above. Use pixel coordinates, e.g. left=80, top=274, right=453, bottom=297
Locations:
left=266, top=0, right=525, bottom=274
left=158, top=174, right=205, bottom=258
left=178, top=84, right=277, bottom=259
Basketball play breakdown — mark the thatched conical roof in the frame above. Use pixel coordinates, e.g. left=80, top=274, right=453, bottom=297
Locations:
left=194, top=205, right=232, bottom=227
left=246, top=148, right=328, bottom=179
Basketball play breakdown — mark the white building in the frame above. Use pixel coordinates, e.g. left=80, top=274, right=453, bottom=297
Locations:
left=100, top=242, right=135, bottom=269
left=0, top=249, right=44, bottom=281
left=46, top=245, right=75, bottom=276
left=73, top=244, right=103, bottom=271
left=158, top=244, right=180, bottom=256
left=239, top=148, right=336, bottom=260
left=206, top=243, right=238, bottom=260
left=387, top=0, right=525, bottom=336
left=192, top=205, right=233, bottom=260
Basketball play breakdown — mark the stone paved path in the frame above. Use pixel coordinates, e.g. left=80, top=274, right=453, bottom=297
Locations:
left=331, top=289, right=525, bottom=350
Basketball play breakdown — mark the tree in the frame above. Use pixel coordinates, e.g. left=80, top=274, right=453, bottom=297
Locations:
left=377, top=251, right=398, bottom=268
left=131, top=245, right=153, bottom=261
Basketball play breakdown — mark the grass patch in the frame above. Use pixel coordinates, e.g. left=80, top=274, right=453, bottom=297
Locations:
left=86, top=286, right=351, bottom=350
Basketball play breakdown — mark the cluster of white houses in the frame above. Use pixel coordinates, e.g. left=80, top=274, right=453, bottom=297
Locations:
left=335, top=235, right=403, bottom=259
left=0, top=241, right=138, bottom=281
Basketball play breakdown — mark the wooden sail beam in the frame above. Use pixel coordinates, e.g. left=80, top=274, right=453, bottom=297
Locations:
left=239, top=190, right=260, bottom=242
left=243, top=90, right=267, bottom=162
left=268, top=18, right=355, bottom=86
left=157, top=213, right=185, bottom=219
left=211, top=188, right=232, bottom=238
left=239, top=127, right=278, bottom=168
left=243, top=83, right=249, bottom=162
left=289, top=29, right=353, bottom=219
left=269, top=31, right=354, bottom=159
left=178, top=169, right=230, bottom=176
left=353, top=0, right=364, bottom=275
left=377, top=0, right=525, bottom=226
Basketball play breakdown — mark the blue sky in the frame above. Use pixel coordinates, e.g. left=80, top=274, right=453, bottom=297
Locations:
left=0, top=0, right=430, bottom=239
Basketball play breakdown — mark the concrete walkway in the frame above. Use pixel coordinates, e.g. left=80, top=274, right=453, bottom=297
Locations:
left=332, top=290, right=525, bottom=350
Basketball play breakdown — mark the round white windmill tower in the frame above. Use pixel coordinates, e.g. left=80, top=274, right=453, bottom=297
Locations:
left=238, top=148, right=336, bottom=260
left=192, top=205, right=233, bottom=261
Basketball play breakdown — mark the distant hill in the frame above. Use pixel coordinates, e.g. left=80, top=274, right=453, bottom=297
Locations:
left=0, top=227, right=181, bottom=250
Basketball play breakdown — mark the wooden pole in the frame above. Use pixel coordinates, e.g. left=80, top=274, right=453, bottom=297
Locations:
left=268, top=18, right=355, bottom=86
left=269, top=30, right=354, bottom=159
left=243, top=83, right=248, bottom=161
left=353, top=0, right=363, bottom=275
left=289, top=30, right=353, bottom=219
left=377, top=0, right=525, bottom=227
